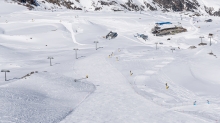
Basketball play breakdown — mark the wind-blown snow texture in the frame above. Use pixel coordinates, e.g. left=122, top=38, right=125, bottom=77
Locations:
left=0, top=1, right=220, bottom=123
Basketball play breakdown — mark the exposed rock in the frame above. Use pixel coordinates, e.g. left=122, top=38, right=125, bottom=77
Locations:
left=213, top=9, right=220, bottom=16
left=144, top=2, right=157, bottom=11
left=100, top=1, right=117, bottom=6
left=189, top=46, right=197, bottom=49
left=125, top=0, right=140, bottom=11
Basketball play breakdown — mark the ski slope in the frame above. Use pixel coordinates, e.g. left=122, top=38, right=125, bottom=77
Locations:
left=0, top=1, right=220, bottom=123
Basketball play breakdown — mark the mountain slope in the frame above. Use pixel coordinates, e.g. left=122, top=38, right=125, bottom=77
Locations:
left=12, top=0, right=220, bottom=16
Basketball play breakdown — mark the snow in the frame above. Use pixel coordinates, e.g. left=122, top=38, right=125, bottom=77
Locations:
left=0, top=1, right=26, bottom=15
left=199, top=0, right=220, bottom=11
left=0, top=1, right=220, bottom=123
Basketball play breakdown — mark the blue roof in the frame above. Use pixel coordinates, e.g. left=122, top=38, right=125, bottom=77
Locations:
left=156, top=22, right=172, bottom=25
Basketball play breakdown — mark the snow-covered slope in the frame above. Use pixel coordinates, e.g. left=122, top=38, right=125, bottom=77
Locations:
left=1, top=1, right=220, bottom=123
left=199, top=0, right=220, bottom=11
left=0, top=1, right=26, bottom=15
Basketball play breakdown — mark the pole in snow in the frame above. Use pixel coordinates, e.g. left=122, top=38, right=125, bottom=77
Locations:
left=1, top=69, right=10, bottom=81
left=73, top=48, right=79, bottom=59
left=48, top=56, right=54, bottom=66
left=208, top=34, right=213, bottom=46
left=199, top=36, right=204, bottom=43
left=94, top=41, right=99, bottom=50
left=171, top=48, right=175, bottom=53
left=155, top=42, right=158, bottom=50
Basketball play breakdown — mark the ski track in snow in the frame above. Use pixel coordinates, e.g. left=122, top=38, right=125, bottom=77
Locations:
left=60, top=53, right=208, bottom=123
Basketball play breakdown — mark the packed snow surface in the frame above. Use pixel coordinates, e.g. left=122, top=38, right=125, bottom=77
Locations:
left=0, top=1, right=220, bottom=123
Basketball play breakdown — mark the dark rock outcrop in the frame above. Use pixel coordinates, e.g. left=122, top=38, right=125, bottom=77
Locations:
left=144, top=0, right=200, bottom=12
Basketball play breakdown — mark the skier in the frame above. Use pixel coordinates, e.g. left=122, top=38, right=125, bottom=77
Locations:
left=194, top=101, right=197, bottom=105
left=207, top=100, right=209, bottom=104
left=130, top=71, right=133, bottom=76
left=165, top=83, right=169, bottom=89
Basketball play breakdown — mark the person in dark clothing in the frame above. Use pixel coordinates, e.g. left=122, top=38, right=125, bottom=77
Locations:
left=165, top=83, right=169, bottom=89
left=194, top=101, right=197, bottom=105
left=207, top=100, right=210, bottom=104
